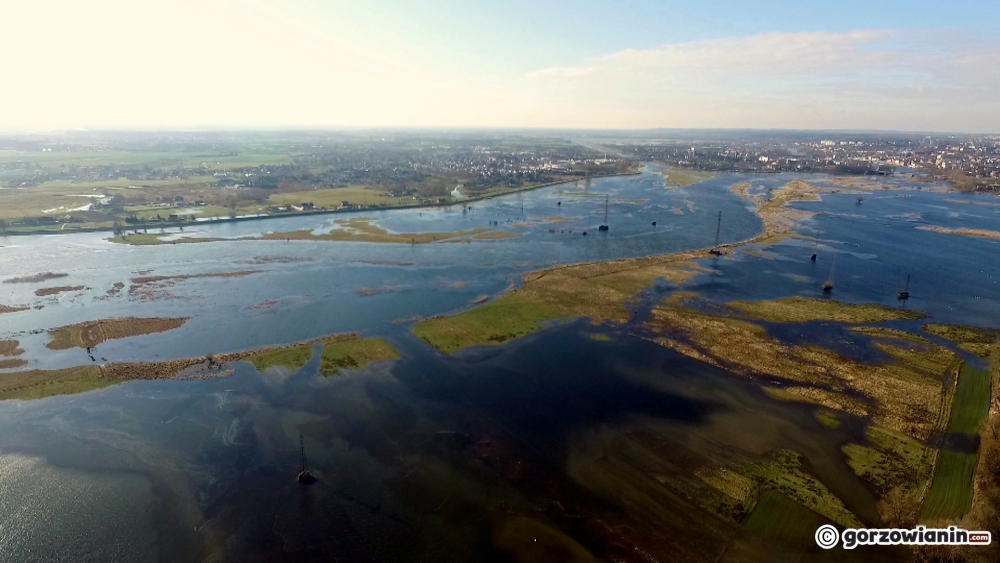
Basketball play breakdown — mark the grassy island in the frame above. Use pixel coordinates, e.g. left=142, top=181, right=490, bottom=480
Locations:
left=659, top=167, right=716, bottom=187
left=1, top=334, right=399, bottom=401
left=46, top=317, right=191, bottom=350
left=728, top=296, right=926, bottom=324
left=413, top=250, right=710, bottom=353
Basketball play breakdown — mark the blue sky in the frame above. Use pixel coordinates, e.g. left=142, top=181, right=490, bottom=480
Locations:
left=2, top=0, right=997, bottom=131
left=305, top=0, right=998, bottom=73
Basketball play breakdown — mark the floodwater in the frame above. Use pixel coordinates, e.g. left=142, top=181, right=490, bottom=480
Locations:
left=689, top=174, right=1000, bottom=328
left=1, top=166, right=763, bottom=370
left=0, top=167, right=997, bottom=561
left=0, top=323, right=905, bottom=562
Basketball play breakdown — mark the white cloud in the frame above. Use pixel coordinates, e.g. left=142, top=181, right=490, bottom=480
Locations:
left=530, top=30, right=904, bottom=79
left=522, top=30, right=1000, bottom=132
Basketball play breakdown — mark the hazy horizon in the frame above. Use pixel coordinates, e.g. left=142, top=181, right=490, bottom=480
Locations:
left=0, top=126, right=992, bottom=137
left=4, top=0, right=999, bottom=133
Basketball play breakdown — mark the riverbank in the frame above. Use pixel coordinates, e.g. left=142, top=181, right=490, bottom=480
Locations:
left=0, top=172, right=642, bottom=238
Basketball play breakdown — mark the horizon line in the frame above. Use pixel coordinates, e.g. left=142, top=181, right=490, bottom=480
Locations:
left=0, top=126, right=996, bottom=137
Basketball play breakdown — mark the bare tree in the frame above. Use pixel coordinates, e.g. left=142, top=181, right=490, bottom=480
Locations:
left=878, top=486, right=920, bottom=528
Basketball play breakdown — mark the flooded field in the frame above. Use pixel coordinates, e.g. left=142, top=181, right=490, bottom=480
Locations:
left=1, top=167, right=998, bottom=562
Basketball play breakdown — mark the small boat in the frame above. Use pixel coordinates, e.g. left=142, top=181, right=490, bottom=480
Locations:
left=652, top=221, right=657, bottom=227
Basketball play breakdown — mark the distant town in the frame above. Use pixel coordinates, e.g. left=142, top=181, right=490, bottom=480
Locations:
left=621, top=131, right=1000, bottom=192
left=0, top=129, right=997, bottom=235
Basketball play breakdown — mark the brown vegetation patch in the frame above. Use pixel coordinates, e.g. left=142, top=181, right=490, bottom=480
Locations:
left=728, top=296, right=926, bottom=324
left=46, top=317, right=191, bottom=350
left=130, top=270, right=262, bottom=285
left=109, top=234, right=229, bottom=245
left=849, top=326, right=931, bottom=344
left=924, top=323, right=1000, bottom=357
left=355, top=287, right=395, bottom=297
left=0, top=359, right=28, bottom=369
left=917, top=225, right=1000, bottom=241
left=729, top=180, right=820, bottom=243
left=128, top=270, right=261, bottom=301
left=3, top=272, right=68, bottom=284
left=648, top=301, right=957, bottom=440
left=0, top=340, right=24, bottom=357
left=259, top=218, right=495, bottom=244
left=469, top=231, right=521, bottom=240
left=763, top=386, right=869, bottom=417
left=34, top=285, right=86, bottom=297
left=355, top=259, right=416, bottom=266
left=238, top=256, right=315, bottom=265
left=945, top=198, right=1000, bottom=208
left=0, top=304, right=29, bottom=314
left=245, top=300, right=278, bottom=311
left=827, top=177, right=881, bottom=190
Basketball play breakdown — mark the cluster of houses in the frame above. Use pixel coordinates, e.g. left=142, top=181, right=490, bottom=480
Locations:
left=267, top=202, right=317, bottom=213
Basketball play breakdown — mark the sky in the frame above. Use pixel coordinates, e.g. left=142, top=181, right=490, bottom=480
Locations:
left=2, top=0, right=998, bottom=132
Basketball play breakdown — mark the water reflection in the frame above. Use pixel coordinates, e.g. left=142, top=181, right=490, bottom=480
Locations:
left=0, top=323, right=897, bottom=562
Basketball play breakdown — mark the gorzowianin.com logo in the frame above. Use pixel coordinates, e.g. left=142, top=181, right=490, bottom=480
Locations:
left=815, top=524, right=992, bottom=550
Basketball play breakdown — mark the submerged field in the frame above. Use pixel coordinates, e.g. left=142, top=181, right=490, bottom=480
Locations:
left=408, top=176, right=1000, bottom=547
left=2, top=170, right=999, bottom=561
left=0, top=333, right=398, bottom=401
